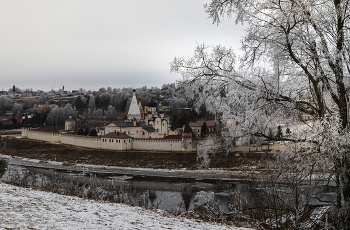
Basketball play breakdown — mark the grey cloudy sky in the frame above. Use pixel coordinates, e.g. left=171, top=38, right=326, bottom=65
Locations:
left=0, top=1, right=244, bottom=92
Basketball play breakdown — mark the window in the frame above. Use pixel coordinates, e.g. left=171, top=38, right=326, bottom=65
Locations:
left=129, top=140, right=130, bottom=143
left=124, top=140, right=125, bottom=143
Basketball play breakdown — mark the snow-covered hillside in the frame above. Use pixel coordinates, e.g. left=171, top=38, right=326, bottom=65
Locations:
left=0, top=183, right=251, bottom=229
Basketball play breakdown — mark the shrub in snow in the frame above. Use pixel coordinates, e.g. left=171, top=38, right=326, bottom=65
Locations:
left=192, top=191, right=224, bottom=222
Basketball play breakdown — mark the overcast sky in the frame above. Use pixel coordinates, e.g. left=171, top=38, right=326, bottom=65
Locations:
left=0, top=1, right=244, bottom=92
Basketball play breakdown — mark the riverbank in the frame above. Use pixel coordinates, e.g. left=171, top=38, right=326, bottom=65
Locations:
left=3, top=154, right=264, bottom=182
left=0, top=182, right=252, bottom=229
left=2, top=136, right=272, bottom=170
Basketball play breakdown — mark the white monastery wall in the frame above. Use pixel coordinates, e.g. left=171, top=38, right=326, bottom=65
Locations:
left=133, top=139, right=182, bottom=151
left=61, top=135, right=100, bottom=149
left=27, top=131, right=61, bottom=143
left=21, top=129, right=29, bottom=138
left=100, top=138, right=132, bottom=150
left=22, top=128, right=194, bottom=152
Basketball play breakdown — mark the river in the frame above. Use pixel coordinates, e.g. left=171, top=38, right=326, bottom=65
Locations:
left=0, top=156, right=337, bottom=214
left=1, top=163, right=249, bottom=213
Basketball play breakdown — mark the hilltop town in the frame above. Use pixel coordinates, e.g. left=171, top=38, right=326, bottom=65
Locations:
left=1, top=84, right=291, bottom=156
left=0, top=84, right=223, bottom=153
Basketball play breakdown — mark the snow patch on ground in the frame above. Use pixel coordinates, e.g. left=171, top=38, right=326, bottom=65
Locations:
left=0, top=183, right=251, bottom=229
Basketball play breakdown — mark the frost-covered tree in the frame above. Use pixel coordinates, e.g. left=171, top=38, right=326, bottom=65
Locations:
left=88, top=95, right=96, bottom=113
left=62, top=104, right=76, bottom=119
left=106, top=105, right=116, bottom=121
left=45, top=105, right=61, bottom=127
left=169, top=98, right=188, bottom=112
left=12, top=103, right=23, bottom=117
left=197, top=136, right=220, bottom=168
left=171, top=0, right=350, bottom=225
left=0, top=95, right=12, bottom=114
left=0, top=135, right=7, bottom=178
left=74, top=95, right=86, bottom=111
left=95, top=93, right=111, bottom=112
left=91, top=108, right=103, bottom=117
left=110, top=92, right=129, bottom=112
left=39, top=93, right=51, bottom=104
left=28, top=104, right=38, bottom=114
left=98, top=87, right=107, bottom=94
left=45, top=104, right=77, bottom=127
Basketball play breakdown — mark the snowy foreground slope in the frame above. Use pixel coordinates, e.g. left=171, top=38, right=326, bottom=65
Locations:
left=0, top=183, right=251, bottom=230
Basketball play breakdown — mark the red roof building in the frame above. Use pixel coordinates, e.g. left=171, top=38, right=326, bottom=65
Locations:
left=189, top=120, right=216, bottom=138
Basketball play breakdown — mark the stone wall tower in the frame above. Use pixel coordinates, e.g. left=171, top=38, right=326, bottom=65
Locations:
left=21, top=114, right=31, bottom=137
left=65, top=115, right=75, bottom=131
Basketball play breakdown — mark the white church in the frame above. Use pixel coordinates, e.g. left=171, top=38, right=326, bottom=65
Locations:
left=102, top=89, right=170, bottom=138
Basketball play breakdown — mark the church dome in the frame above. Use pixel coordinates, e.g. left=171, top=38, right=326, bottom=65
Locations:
left=147, top=99, right=157, bottom=107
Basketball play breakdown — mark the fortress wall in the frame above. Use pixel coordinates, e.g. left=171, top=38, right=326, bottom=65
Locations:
left=21, top=129, right=29, bottom=137
left=61, top=135, right=100, bottom=149
left=100, top=138, right=132, bottom=150
left=233, top=144, right=285, bottom=152
left=132, top=139, right=182, bottom=151
left=27, top=131, right=61, bottom=143
left=23, top=132, right=193, bottom=152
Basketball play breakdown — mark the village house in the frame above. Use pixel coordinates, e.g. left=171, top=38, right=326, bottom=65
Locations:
left=189, top=120, right=216, bottom=138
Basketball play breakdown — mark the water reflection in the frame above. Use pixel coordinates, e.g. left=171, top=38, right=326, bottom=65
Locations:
left=1, top=165, right=244, bottom=212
